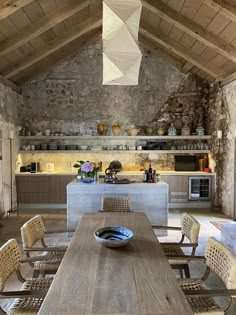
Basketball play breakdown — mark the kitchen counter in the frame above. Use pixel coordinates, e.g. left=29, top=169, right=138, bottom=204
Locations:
left=67, top=180, right=168, bottom=231
left=16, top=170, right=214, bottom=176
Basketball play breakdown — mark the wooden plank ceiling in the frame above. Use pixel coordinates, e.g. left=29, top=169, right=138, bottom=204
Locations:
left=1, top=0, right=236, bottom=89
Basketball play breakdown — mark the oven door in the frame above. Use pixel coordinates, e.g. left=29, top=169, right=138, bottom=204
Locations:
left=189, top=176, right=211, bottom=201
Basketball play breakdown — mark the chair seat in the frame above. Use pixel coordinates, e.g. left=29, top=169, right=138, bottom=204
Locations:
left=178, top=279, right=223, bottom=315
left=185, top=296, right=223, bottom=315
left=162, top=245, right=188, bottom=264
left=34, top=258, right=62, bottom=271
left=46, top=245, right=67, bottom=252
left=8, top=277, right=53, bottom=315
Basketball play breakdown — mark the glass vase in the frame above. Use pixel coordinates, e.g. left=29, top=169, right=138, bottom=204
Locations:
left=80, top=174, right=96, bottom=183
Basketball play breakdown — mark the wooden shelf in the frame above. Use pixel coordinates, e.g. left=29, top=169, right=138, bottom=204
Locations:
left=19, top=135, right=211, bottom=140
left=19, top=150, right=210, bottom=154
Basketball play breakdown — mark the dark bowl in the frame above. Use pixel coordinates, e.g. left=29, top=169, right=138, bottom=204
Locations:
left=94, top=226, right=133, bottom=248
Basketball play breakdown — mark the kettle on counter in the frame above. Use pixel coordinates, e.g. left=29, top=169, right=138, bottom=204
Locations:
left=104, top=168, right=118, bottom=182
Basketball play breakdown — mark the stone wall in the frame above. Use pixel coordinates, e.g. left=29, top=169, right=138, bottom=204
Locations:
left=0, top=82, right=20, bottom=216
left=19, top=38, right=211, bottom=172
left=221, top=81, right=236, bottom=218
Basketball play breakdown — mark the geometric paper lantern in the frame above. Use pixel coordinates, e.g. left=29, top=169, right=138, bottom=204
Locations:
left=103, top=0, right=142, bottom=85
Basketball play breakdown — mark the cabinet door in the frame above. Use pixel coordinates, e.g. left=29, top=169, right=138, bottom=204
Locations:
left=16, top=176, right=49, bottom=203
left=169, top=175, right=188, bottom=203
left=48, top=175, right=76, bottom=203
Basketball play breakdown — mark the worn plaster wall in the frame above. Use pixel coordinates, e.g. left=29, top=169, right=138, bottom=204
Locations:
left=0, top=82, right=20, bottom=216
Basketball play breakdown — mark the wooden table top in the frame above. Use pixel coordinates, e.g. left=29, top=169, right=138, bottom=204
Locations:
left=38, top=212, right=193, bottom=315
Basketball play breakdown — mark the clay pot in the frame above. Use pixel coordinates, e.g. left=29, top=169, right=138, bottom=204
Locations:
left=97, top=123, right=108, bottom=136
left=157, top=127, right=165, bottom=136
left=112, top=124, right=121, bottom=136
left=144, top=126, right=153, bottom=136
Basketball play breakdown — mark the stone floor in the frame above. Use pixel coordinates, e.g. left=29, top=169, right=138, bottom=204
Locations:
left=0, top=208, right=235, bottom=313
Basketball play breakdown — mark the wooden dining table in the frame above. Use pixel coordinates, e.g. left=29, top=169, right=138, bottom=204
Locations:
left=38, top=212, right=193, bottom=315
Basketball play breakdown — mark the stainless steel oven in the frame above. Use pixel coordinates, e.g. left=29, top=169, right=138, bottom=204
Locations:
left=189, top=176, right=211, bottom=201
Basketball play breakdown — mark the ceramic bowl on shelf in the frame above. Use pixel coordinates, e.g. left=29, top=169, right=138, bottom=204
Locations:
left=79, top=145, right=88, bottom=150
left=94, top=226, right=133, bottom=248
left=126, top=128, right=140, bottom=136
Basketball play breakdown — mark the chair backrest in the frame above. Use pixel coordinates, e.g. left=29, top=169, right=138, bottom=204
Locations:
left=0, top=239, right=21, bottom=291
left=181, top=213, right=200, bottom=243
left=205, top=237, right=236, bottom=290
left=101, top=196, right=131, bottom=212
left=21, top=215, right=45, bottom=248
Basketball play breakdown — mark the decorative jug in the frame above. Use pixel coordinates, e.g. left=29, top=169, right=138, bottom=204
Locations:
left=168, top=123, right=176, bottom=136
left=112, top=124, right=121, bottom=136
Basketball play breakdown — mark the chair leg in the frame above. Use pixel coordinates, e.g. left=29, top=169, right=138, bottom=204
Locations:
left=179, top=269, right=184, bottom=278
left=183, top=264, right=190, bottom=278
left=33, top=270, right=39, bottom=278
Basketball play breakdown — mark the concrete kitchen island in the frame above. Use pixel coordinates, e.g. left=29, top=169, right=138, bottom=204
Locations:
left=67, top=179, right=168, bottom=231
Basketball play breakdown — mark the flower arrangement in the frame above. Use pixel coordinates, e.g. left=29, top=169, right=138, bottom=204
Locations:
left=73, top=160, right=101, bottom=178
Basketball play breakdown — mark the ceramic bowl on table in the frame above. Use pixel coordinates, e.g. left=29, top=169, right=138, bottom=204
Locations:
left=94, top=226, right=133, bottom=248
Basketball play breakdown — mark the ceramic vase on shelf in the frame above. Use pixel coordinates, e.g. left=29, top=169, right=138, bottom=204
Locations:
left=144, top=126, right=153, bottom=136
left=97, top=123, right=108, bottom=136
left=112, top=124, right=121, bottom=136
left=157, top=127, right=165, bottom=136
left=181, top=122, right=190, bottom=136
left=168, top=123, right=176, bottom=136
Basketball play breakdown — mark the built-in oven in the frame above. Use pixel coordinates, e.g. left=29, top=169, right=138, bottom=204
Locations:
left=189, top=176, right=211, bottom=201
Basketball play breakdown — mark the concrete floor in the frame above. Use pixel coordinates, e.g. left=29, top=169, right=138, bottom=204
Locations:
left=0, top=208, right=235, bottom=314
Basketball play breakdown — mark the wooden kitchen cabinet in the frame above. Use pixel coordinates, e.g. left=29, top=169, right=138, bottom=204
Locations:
left=16, top=175, right=76, bottom=204
left=160, top=175, right=188, bottom=203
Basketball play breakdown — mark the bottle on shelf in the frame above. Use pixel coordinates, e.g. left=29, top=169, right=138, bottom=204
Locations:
left=148, top=164, right=153, bottom=182
left=143, top=170, right=148, bottom=182
left=152, top=169, right=157, bottom=183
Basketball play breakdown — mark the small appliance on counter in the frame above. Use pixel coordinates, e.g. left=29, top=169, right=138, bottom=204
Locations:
left=46, top=163, right=55, bottom=172
left=175, top=156, right=197, bottom=171
left=30, top=162, right=40, bottom=173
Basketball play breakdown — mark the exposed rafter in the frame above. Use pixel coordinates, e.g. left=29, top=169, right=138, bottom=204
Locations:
left=4, top=16, right=102, bottom=80
left=142, top=0, right=236, bottom=63
left=15, top=30, right=102, bottom=86
left=221, top=71, right=236, bottom=86
left=140, top=25, right=227, bottom=80
left=0, top=0, right=91, bottom=57
left=0, top=75, right=21, bottom=93
left=202, top=0, right=236, bottom=22
left=0, top=0, right=33, bottom=21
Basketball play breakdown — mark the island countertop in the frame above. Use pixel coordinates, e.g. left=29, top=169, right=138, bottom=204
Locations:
left=16, top=170, right=214, bottom=176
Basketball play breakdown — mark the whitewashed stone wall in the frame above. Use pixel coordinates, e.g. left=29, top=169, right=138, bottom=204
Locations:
left=0, top=82, right=20, bottom=216
left=222, top=81, right=236, bottom=218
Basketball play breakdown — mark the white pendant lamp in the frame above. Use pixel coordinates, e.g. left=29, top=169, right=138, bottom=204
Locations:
left=103, top=0, right=142, bottom=85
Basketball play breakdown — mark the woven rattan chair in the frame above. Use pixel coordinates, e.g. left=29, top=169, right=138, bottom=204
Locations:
left=176, top=237, right=236, bottom=314
left=152, top=213, right=200, bottom=278
left=21, top=215, right=69, bottom=277
left=0, top=239, right=54, bottom=315
left=101, top=196, right=132, bottom=212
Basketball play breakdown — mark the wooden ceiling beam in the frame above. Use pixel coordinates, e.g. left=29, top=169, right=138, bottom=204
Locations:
left=4, top=16, right=102, bottom=79
left=0, top=0, right=33, bottom=21
left=139, top=26, right=227, bottom=80
left=0, top=75, right=21, bottom=93
left=142, top=0, right=236, bottom=63
left=139, top=35, right=186, bottom=73
left=202, top=0, right=236, bottom=22
left=221, top=71, right=236, bottom=86
left=14, top=30, right=102, bottom=86
left=0, top=0, right=91, bottom=57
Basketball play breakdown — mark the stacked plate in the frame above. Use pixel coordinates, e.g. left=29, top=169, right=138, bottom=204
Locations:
left=66, top=145, right=78, bottom=150
left=48, top=142, right=58, bottom=150
left=91, top=146, right=103, bottom=151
